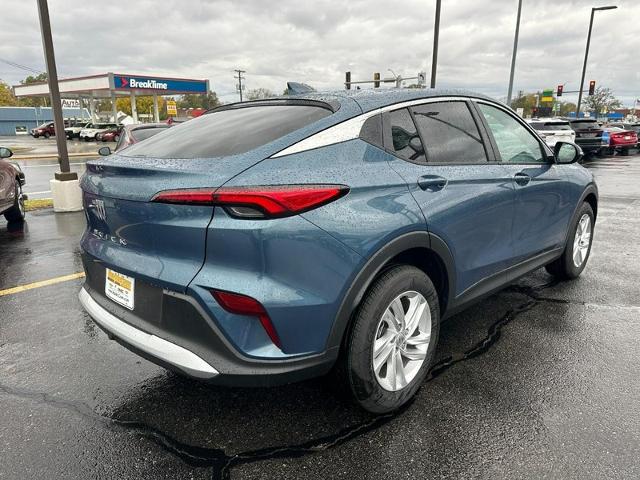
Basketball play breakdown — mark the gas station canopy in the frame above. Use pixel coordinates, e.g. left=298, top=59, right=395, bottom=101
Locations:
left=13, top=72, right=209, bottom=123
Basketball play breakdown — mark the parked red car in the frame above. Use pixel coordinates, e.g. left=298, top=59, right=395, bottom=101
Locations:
left=98, top=123, right=172, bottom=155
left=31, top=122, right=55, bottom=138
left=603, top=127, right=638, bottom=155
left=97, top=125, right=123, bottom=143
left=0, top=147, right=26, bottom=222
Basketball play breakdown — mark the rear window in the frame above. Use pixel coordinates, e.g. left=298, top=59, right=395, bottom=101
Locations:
left=131, top=127, right=167, bottom=142
left=570, top=120, right=600, bottom=130
left=539, top=122, right=571, bottom=131
left=121, top=105, right=331, bottom=158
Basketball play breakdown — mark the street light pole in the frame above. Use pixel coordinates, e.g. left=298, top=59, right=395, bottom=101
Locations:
left=506, top=0, right=523, bottom=107
left=36, top=0, right=75, bottom=181
left=576, top=5, right=617, bottom=117
left=430, top=0, right=441, bottom=88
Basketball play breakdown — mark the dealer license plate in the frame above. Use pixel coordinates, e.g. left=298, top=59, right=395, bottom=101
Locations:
left=105, top=268, right=135, bottom=310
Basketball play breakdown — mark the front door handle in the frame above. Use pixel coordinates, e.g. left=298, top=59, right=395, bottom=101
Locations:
left=513, top=172, right=531, bottom=186
left=418, top=175, right=447, bottom=192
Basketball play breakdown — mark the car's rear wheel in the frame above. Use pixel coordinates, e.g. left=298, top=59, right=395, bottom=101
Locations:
left=545, top=202, right=594, bottom=279
left=43, top=132, right=50, bottom=139
left=341, top=265, right=439, bottom=414
left=4, top=183, right=25, bottom=223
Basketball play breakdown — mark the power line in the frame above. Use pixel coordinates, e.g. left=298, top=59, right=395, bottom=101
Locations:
left=0, top=57, right=45, bottom=75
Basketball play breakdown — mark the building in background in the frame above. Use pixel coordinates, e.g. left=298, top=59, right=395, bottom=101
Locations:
left=0, top=106, right=88, bottom=136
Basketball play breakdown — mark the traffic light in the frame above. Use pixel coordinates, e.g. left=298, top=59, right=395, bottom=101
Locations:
left=589, top=80, right=596, bottom=96
left=557, top=85, right=563, bottom=97
left=373, top=72, right=380, bottom=88
left=345, top=71, right=351, bottom=90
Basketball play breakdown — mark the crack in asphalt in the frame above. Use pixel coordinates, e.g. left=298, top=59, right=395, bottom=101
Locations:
left=0, top=279, right=559, bottom=479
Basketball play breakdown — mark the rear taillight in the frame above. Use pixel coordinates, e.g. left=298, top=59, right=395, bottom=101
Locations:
left=211, top=289, right=282, bottom=349
left=151, top=184, right=349, bottom=219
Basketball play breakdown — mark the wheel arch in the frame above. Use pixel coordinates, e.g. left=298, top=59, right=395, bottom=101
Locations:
left=326, top=231, right=455, bottom=351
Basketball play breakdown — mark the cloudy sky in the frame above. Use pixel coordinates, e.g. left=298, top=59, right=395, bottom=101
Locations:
left=1, top=0, right=638, bottom=105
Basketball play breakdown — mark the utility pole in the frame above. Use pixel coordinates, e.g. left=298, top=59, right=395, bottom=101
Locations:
left=430, top=0, right=442, bottom=88
left=37, top=0, right=74, bottom=181
left=234, top=69, right=246, bottom=102
left=506, top=0, right=523, bottom=107
left=576, top=5, right=617, bottom=117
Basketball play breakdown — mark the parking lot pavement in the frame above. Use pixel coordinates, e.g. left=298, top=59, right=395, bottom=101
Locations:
left=1, top=155, right=639, bottom=479
left=0, top=136, right=114, bottom=199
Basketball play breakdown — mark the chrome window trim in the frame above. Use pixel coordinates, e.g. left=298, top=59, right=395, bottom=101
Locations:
left=271, top=96, right=476, bottom=158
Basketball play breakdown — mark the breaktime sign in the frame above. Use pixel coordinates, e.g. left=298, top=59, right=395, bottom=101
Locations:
left=113, top=74, right=208, bottom=94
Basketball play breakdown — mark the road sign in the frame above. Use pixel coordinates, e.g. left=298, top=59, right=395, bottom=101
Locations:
left=541, top=89, right=554, bottom=102
left=166, top=100, right=177, bottom=116
left=516, top=107, right=524, bottom=117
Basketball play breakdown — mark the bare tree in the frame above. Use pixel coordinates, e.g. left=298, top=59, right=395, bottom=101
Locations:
left=246, top=88, right=276, bottom=100
left=584, top=87, right=621, bottom=117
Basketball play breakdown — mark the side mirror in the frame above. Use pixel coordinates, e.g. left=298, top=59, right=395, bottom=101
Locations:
left=0, top=147, right=13, bottom=158
left=98, top=146, right=111, bottom=156
left=554, top=141, right=583, bottom=164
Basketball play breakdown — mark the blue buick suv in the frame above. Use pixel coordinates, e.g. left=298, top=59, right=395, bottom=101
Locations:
left=79, top=89, right=597, bottom=413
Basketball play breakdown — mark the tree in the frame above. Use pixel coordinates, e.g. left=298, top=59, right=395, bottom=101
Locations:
left=558, top=102, right=577, bottom=117
left=510, top=91, right=540, bottom=117
left=584, top=86, right=621, bottom=118
left=0, top=80, right=19, bottom=106
left=245, top=88, right=276, bottom=100
left=115, top=96, right=167, bottom=120
left=177, top=91, right=220, bottom=110
left=19, top=73, right=49, bottom=107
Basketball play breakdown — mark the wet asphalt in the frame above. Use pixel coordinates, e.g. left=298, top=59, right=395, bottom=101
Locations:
left=1, top=153, right=639, bottom=479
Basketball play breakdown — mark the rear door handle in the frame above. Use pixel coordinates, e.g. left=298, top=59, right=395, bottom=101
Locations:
left=417, top=175, right=447, bottom=192
left=513, top=172, right=531, bottom=186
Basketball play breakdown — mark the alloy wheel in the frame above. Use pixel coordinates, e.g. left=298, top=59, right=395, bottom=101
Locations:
left=372, top=291, right=431, bottom=392
left=573, top=213, right=592, bottom=268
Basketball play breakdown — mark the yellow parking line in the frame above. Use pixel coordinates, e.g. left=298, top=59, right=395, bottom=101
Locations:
left=0, top=272, right=85, bottom=297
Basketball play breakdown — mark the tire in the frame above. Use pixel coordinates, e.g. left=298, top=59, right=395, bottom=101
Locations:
left=4, top=183, right=25, bottom=223
left=43, top=132, right=50, bottom=139
left=545, top=202, right=594, bottom=280
left=340, top=265, right=440, bottom=414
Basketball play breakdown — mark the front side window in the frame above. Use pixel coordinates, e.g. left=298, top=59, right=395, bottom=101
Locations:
left=387, top=108, right=426, bottom=163
left=478, top=103, right=546, bottom=164
left=411, top=101, right=487, bottom=164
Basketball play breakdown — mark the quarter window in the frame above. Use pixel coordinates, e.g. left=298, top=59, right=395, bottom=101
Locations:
left=387, top=108, right=426, bottom=163
left=479, top=103, right=546, bottom=164
left=411, top=101, right=487, bottom=163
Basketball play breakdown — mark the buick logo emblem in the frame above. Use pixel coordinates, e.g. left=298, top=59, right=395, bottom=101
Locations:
left=90, top=199, right=107, bottom=221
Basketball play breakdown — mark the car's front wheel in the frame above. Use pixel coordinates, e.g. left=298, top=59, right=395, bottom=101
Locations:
left=341, top=265, right=439, bottom=413
left=546, top=202, right=594, bottom=279
left=4, top=183, right=25, bottom=223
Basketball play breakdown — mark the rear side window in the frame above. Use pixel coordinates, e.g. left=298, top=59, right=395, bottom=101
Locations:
left=131, top=127, right=168, bottom=142
left=411, top=101, right=487, bottom=164
left=121, top=105, right=331, bottom=158
left=386, top=108, right=426, bottom=163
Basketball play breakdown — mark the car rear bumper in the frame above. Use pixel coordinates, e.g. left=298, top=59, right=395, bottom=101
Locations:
left=79, top=287, right=220, bottom=378
left=78, top=256, right=338, bottom=386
